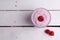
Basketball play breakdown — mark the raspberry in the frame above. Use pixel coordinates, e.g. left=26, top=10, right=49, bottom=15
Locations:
left=49, top=31, right=54, bottom=36
left=45, top=29, right=50, bottom=34
left=38, top=16, right=44, bottom=22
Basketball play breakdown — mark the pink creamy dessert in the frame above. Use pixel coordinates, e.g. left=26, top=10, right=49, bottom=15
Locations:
left=31, top=8, right=51, bottom=27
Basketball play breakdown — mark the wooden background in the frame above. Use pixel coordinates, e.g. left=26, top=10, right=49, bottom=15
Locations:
left=0, top=0, right=60, bottom=27
left=0, top=0, right=60, bottom=40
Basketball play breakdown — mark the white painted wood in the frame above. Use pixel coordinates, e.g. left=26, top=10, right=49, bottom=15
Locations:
left=0, top=11, right=60, bottom=26
left=0, top=0, right=60, bottom=10
left=0, top=27, right=59, bottom=40
left=0, top=11, right=32, bottom=26
left=0, top=27, right=19, bottom=40
left=17, top=0, right=60, bottom=10
left=0, top=0, right=60, bottom=40
left=0, top=0, right=17, bottom=10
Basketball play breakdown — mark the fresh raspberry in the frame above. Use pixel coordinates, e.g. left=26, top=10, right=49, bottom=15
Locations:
left=38, top=16, right=44, bottom=22
left=45, top=29, right=50, bottom=34
left=49, top=31, right=54, bottom=36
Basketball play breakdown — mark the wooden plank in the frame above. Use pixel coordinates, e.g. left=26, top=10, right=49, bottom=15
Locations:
left=17, top=0, right=60, bottom=10
left=0, top=11, right=32, bottom=26
left=0, top=0, right=60, bottom=10
left=0, top=0, right=16, bottom=10
left=0, top=11, right=60, bottom=26
left=0, top=27, right=59, bottom=40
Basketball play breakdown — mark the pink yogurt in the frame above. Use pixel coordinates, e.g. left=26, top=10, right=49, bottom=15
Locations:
left=31, top=8, right=51, bottom=27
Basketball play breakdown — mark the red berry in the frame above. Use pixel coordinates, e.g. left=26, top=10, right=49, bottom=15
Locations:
left=45, top=29, right=50, bottom=34
left=49, top=31, right=54, bottom=36
left=38, top=16, right=44, bottom=22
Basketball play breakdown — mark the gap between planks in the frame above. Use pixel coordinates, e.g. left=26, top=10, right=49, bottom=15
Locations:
left=0, top=10, right=60, bottom=11
left=0, top=26, right=59, bottom=27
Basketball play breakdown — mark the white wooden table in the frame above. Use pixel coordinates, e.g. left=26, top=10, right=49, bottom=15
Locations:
left=0, top=27, right=60, bottom=40
left=0, top=0, right=60, bottom=40
left=0, top=0, right=60, bottom=26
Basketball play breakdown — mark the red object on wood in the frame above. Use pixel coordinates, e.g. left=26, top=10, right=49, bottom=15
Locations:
left=45, top=29, right=50, bottom=34
left=49, top=31, right=54, bottom=36
left=45, top=29, right=54, bottom=36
